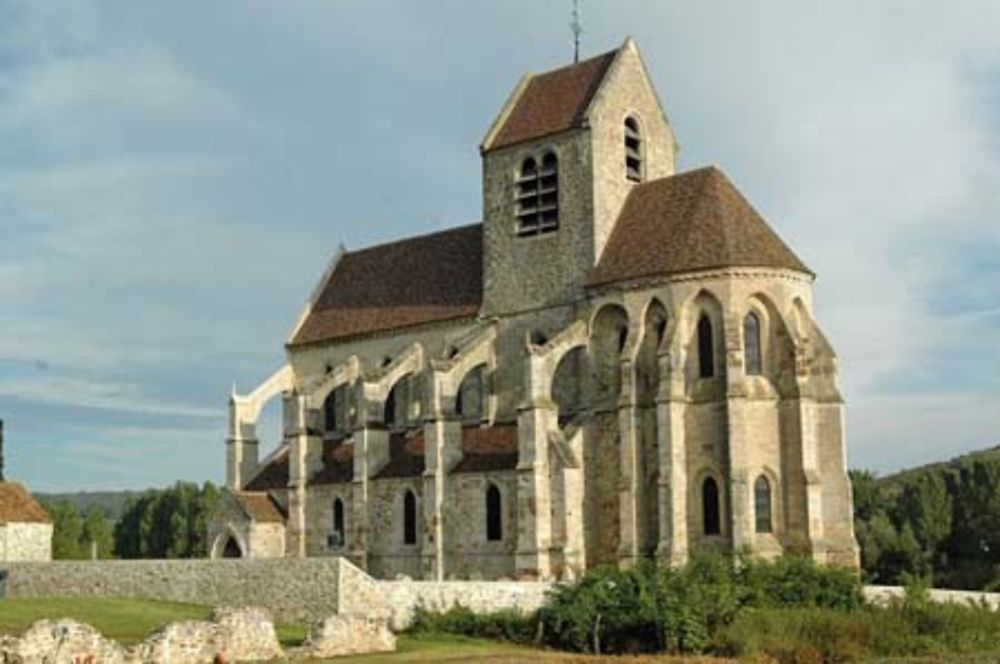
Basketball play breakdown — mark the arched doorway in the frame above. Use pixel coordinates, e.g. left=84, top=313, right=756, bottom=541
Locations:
left=221, top=536, right=242, bottom=558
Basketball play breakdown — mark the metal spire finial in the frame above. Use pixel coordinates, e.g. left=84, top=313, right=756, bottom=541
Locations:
left=571, top=0, right=583, bottom=63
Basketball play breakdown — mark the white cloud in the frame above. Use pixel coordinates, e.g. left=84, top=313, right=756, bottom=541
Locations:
left=0, top=1, right=998, bottom=487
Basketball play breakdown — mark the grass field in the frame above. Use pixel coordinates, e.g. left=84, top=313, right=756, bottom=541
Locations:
left=0, top=597, right=307, bottom=647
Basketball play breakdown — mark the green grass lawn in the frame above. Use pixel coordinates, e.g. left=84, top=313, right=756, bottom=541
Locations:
left=0, top=597, right=306, bottom=647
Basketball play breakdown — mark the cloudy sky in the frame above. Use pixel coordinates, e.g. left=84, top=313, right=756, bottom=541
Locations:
left=1, top=1, right=998, bottom=491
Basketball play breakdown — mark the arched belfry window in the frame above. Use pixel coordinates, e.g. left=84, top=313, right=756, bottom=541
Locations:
left=744, top=312, right=763, bottom=376
left=330, top=498, right=345, bottom=548
left=703, top=477, right=721, bottom=535
left=697, top=315, right=714, bottom=378
left=486, top=483, right=502, bottom=541
left=403, top=490, right=417, bottom=545
left=625, top=116, right=643, bottom=182
left=516, top=152, right=559, bottom=236
left=755, top=475, right=773, bottom=534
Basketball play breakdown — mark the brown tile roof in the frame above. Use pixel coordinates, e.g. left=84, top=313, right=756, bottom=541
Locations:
left=290, top=225, right=483, bottom=346
left=244, top=446, right=290, bottom=492
left=310, top=439, right=355, bottom=485
left=452, top=424, right=519, bottom=474
left=232, top=491, right=286, bottom=524
left=375, top=431, right=426, bottom=479
left=488, top=49, right=618, bottom=151
left=589, top=167, right=812, bottom=288
left=0, top=482, right=50, bottom=524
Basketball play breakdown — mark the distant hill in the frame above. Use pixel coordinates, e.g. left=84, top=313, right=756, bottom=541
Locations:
left=34, top=490, right=145, bottom=521
left=876, top=444, right=1000, bottom=488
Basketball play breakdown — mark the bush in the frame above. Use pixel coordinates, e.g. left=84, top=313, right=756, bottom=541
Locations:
left=406, top=554, right=1000, bottom=660
left=539, top=564, right=663, bottom=654
left=739, top=554, right=863, bottom=611
left=538, top=551, right=860, bottom=655
left=407, top=605, right=535, bottom=644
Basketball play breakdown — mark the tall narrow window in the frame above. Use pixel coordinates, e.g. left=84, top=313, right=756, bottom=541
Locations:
left=703, top=477, right=721, bottom=535
left=486, top=484, right=502, bottom=541
left=744, top=312, right=763, bottom=376
left=625, top=116, right=643, bottom=182
left=383, top=387, right=397, bottom=428
left=697, top=315, right=714, bottom=378
left=516, top=153, right=559, bottom=236
left=403, top=490, right=417, bottom=545
left=755, top=475, right=773, bottom=534
left=330, top=498, right=345, bottom=548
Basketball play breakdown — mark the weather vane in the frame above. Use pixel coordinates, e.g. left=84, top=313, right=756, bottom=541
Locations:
left=571, top=0, right=583, bottom=63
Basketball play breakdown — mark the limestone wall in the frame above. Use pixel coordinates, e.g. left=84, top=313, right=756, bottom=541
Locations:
left=0, top=523, right=52, bottom=562
left=0, top=558, right=344, bottom=622
left=374, top=580, right=552, bottom=630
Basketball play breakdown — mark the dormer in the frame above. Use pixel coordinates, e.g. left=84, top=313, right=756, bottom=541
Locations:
left=479, top=38, right=677, bottom=317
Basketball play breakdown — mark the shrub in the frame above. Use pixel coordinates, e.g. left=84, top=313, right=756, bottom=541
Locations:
left=739, top=554, right=863, bottom=611
left=407, top=604, right=535, bottom=644
left=539, top=564, right=663, bottom=654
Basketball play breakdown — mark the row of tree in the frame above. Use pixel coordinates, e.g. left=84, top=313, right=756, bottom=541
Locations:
left=41, top=453, right=1000, bottom=591
left=42, top=481, right=220, bottom=560
left=852, top=451, right=1000, bottom=589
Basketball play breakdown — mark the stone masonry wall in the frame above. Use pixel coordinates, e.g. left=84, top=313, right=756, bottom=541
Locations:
left=0, top=523, right=52, bottom=561
left=373, top=580, right=552, bottom=631
left=0, top=559, right=344, bottom=623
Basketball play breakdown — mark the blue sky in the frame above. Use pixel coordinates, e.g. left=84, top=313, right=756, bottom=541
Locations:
left=1, top=1, right=998, bottom=490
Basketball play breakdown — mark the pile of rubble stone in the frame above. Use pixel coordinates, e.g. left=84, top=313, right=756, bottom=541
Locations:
left=0, top=607, right=395, bottom=663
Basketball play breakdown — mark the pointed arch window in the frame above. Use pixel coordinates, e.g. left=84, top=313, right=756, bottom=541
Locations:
left=516, top=152, right=559, bottom=236
left=330, top=498, right=345, bottom=548
left=755, top=475, right=773, bottom=534
left=697, top=315, right=714, bottom=378
left=744, top=312, right=763, bottom=376
left=403, top=490, right=418, bottom=545
left=625, top=116, right=643, bottom=182
left=702, top=477, right=721, bottom=535
left=486, top=483, right=503, bottom=541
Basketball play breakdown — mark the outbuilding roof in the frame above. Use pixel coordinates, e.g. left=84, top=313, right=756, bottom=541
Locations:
left=589, top=166, right=812, bottom=287
left=0, top=482, right=51, bottom=524
left=231, top=491, right=286, bottom=524
left=244, top=446, right=290, bottom=492
left=290, top=225, right=483, bottom=346
left=486, top=48, right=619, bottom=151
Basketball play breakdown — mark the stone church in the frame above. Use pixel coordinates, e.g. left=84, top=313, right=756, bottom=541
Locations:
left=208, top=38, right=859, bottom=580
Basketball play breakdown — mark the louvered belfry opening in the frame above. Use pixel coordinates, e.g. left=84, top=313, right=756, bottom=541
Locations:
left=516, top=153, right=559, bottom=236
left=625, top=116, right=643, bottom=182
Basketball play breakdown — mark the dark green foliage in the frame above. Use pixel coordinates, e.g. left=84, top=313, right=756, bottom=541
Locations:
left=456, top=552, right=860, bottom=656
left=42, top=500, right=116, bottom=560
left=43, top=499, right=87, bottom=559
left=408, top=605, right=535, bottom=644
left=113, top=482, right=219, bottom=559
left=852, top=451, right=1000, bottom=589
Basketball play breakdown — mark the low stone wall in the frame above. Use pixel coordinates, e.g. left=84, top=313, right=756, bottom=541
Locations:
left=374, top=580, right=553, bottom=630
left=0, top=559, right=345, bottom=622
left=864, top=585, right=1000, bottom=609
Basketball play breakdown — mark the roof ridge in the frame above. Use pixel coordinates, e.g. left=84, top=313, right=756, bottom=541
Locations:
left=532, top=46, right=621, bottom=79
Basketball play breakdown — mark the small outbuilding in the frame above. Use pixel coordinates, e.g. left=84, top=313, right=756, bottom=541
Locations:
left=0, top=482, right=52, bottom=561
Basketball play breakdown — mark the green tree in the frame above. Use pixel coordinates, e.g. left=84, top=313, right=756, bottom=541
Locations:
left=894, top=471, right=953, bottom=574
left=44, top=500, right=86, bottom=559
left=113, top=482, right=220, bottom=558
left=81, top=506, right=114, bottom=559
